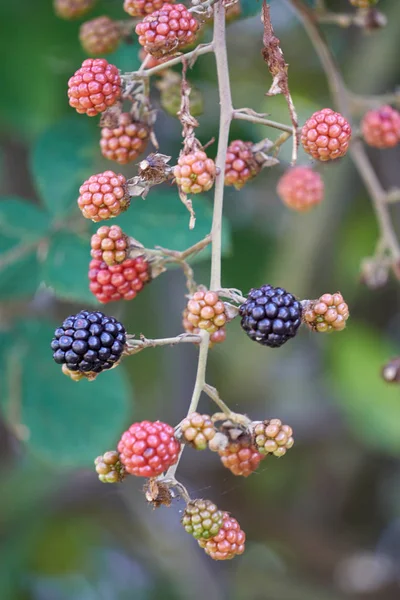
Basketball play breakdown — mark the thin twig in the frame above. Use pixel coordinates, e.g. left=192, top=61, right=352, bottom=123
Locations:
left=165, top=0, right=232, bottom=479
left=126, top=43, right=214, bottom=80
left=233, top=110, right=293, bottom=134
left=124, top=333, right=202, bottom=355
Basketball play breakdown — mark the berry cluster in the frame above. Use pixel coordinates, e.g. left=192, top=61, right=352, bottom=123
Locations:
left=224, top=140, right=259, bottom=189
left=361, top=105, right=400, bottom=149
left=218, top=438, right=264, bottom=477
left=90, top=225, right=129, bottom=266
left=303, top=292, right=350, bottom=332
left=80, top=17, right=121, bottom=55
left=78, top=171, right=129, bottom=221
left=198, top=513, right=245, bottom=560
left=51, top=311, right=126, bottom=375
left=89, top=256, right=150, bottom=303
left=174, top=150, right=216, bottom=194
left=185, top=290, right=228, bottom=335
left=118, top=420, right=180, bottom=477
left=179, top=412, right=216, bottom=450
left=182, top=308, right=226, bottom=346
left=277, top=166, right=324, bottom=212
left=68, top=59, right=121, bottom=117
left=239, top=284, right=303, bottom=348
left=182, top=499, right=223, bottom=540
left=135, top=4, right=199, bottom=58
left=252, top=419, right=294, bottom=457
left=301, top=108, right=352, bottom=161
left=100, top=113, right=150, bottom=164
left=54, top=0, right=96, bottom=20
left=95, top=450, right=126, bottom=483
left=124, top=0, right=166, bottom=17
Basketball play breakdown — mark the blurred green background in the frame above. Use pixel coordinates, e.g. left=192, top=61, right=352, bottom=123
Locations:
left=1, top=0, right=400, bottom=598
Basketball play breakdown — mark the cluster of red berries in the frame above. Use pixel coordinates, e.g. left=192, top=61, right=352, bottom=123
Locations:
left=54, top=0, right=96, bottom=20
left=174, top=150, right=216, bottom=194
left=89, top=256, right=150, bottom=303
left=79, top=16, right=121, bottom=55
left=68, top=58, right=121, bottom=117
left=90, top=225, right=129, bottom=266
left=100, top=113, right=150, bottom=165
left=361, top=105, right=400, bottom=149
left=78, top=171, right=129, bottom=222
left=224, top=140, right=260, bottom=190
left=178, top=411, right=295, bottom=477
left=303, top=292, right=350, bottom=332
left=135, top=4, right=199, bottom=58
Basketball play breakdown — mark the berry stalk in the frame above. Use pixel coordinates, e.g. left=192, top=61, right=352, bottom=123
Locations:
left=166, top=0, right=233, bottom=478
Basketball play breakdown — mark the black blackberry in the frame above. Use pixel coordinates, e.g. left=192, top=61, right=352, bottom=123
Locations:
left=51, top=310, right=126, bottom=374
left=239, top=285, right=302, bottom=348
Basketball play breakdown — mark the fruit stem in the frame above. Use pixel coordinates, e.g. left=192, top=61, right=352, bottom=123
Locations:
left=166, top=1, right=232, bottom=479
left=288, top=0, right=400, bottom=269
left=233, top=110, right=294, bottom=134
left=210, top=0, right=233, bottom=291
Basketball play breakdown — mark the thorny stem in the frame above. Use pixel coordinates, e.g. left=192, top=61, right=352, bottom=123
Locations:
left=288, top=0, right=400, bottom=269
left=130, top=43, right=214, bottom=79
left=165, top=0, right=232, bottom=480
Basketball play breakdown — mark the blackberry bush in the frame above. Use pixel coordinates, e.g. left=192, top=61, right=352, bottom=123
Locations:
left=38, top=0, right=399, bottom=567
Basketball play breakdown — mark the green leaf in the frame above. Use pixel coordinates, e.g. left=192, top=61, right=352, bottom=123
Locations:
left=111, top=187, right=232, bottom=258
left=43, top=231, right=95, bottom=304
left=0, top=320, right=133, bottom=467
left=0, top=197, right=51, bottom=299
left=329, top=325, right=400, bottom=455
left=31, top=117, right=99, bottom=218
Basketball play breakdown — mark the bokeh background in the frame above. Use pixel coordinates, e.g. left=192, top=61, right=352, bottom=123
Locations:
left=1, top=0, right=400, bottom=598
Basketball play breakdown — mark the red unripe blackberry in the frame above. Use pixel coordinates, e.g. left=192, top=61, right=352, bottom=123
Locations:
left=91, top=225, right=129, bottom=266
left=218, top=439, right=264, bottom=477
left=185, top=290, right=228, bottom=335
left=80, top=17, right=121, bottom=56
left=51, top=310, right=126, bottom=374
left=135, top=4, right=199, bottom=58
left=89, top=257, right=150, bottom=303
left=100, top=112, right=150, bottom=165
left=54, top=0, right=96, bottom=20
left=277, top=166, right=324, bottom=212
left=252, top=419, right=294, bottom=457
left=224, top=140, right=260, bottom=190
left=198, top=513, right=245, bottom=560
left=68, top=58, right=121, bottom=117
left=361, top=105, right=400, bottom=149
left=303, top=292, right=349, bottom=332
left=78, top=170, right=129, bottom=222
left=174, top=151, right=216, bottom=194
left=124, top=0, right=169, bottom=17
left=301, top=108, right=352, bottom=161
left=182, top=499, right=223, bottom=539
left=239, top=285, right=302, bottom=348
left=118, top=420, right=180, bottom=477
left=182, top=308, right=226, bottom=346
left=179, top=412, right=216, bottom=450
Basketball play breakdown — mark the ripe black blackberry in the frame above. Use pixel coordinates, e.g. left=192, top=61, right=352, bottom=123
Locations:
left=51, top=310, right=126, bottom=374
left=239, top=285, right=302, bottom=348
